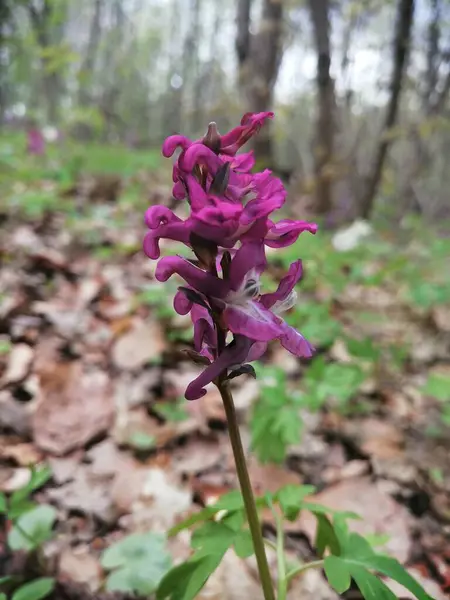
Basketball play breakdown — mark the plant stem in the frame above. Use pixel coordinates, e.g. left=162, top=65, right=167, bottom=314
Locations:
left=275, top=510, right=287, bottom=600
left=286, top=559, right=324, bottom=584
left=218, top=381, right=275, bottom=600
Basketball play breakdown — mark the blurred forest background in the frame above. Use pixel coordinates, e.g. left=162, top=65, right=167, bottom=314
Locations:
left=1, top=1, right=450, bottom=600
left=2, top=0, right=450, bottom=222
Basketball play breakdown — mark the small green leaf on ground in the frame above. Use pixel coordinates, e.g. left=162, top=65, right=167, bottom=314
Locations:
left=8, top=505, right=56, bottom=551
left=102, top=532, right=172, bottom=596
left=12, top=578, right=55, bottom=600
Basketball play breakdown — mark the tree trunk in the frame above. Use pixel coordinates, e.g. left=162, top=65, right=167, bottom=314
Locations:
left=308, top=0, right=334, bottom=214
left=358, top=0, right=415, bottom=219
left=77, top=0, right=103, bottom=107
left=28, top=0, right=65, bottom=124
left=235, top=0, right=284, bottom=168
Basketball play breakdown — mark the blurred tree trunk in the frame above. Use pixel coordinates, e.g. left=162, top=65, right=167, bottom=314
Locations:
left=308, top=0, right=334, bottom=214
left=28, top=0, right=66, bottom=124
left=186, top=0, right=202, bottom=134
left=399, top=0, right=449, bottom=214
left=235, top=0, right=284, bottom=168
left=0, top=1, right=13, bottom=120
left=163, top=0, right=183, bottom=135
left=357, top=0, right=415, bottom=219
left=77, top=0, right=103, bottom=107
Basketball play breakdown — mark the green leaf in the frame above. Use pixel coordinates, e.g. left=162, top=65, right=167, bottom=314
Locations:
left=355, top=555, right=433, bottom=600
left=343, top=532, right=376, bottom=559
left=0, top=575, right=14, bottom=586
left=101, top=532, right=169, bottom=569
left=324, top=556, right=351, bottom=593
left=154, top=400, right=189, bottom=422
left=8, top=499, right=37, bottom=520
left=315, top=514, right=340, bottom=557
left=214, top=490, right=245, bottom=512
left=10, top=466, right=52, bottom=505
left=127, top=431, right=155, bottom=450
left=275, top=485, right=316, bottom=521
left=156, top=553, right=224, bottom=600
left=0, top=594, right=6, bottom=600
left=250, top=388, right=303, bottom=463
left=421, top=373, right=450, bottom=402
left=364, top=533, right=391, bottom=548
left=168, top=507, right=215, bottom=537
left=191, top=522, right=236, bottom=554
left=346, top=337, right=381, bottom=361
left=102, top=533, right=172, bottom=596
left=233, top=530, right=254, bottom=558
left=0, top=493, right=7, bottom=514
left=8, top=505, right=56, bottom=551
left=12, top=578, right=55, bottom=600
left=350, top=565, right=397, bottom=600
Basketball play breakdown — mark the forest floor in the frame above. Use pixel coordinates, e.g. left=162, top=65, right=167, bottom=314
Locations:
left=0, top=134, right=449, bottom=600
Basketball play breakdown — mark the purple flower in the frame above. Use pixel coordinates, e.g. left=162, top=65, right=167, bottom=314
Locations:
left=156, top=241, right=313, bottom=399
left=27, top=129, right=45, bottom=155
left=144, top=112, right=316, bottom=400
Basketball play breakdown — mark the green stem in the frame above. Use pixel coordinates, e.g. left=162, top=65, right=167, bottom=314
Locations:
left=286, top=559, right=324, bottom=584
left=218, top=381, right=275, bottom=600
left=275, top=511, right=287, bottom=600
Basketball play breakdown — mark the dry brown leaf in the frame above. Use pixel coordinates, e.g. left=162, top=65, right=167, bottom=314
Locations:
left=171, top=437, right=226, bottom=475
left=343, top=417, right=404, bottom=460
left=0, top=343, right=34, bottom=386
left=0, top=467, right=31, bottom=492
left=111, top=319, right=166, bottom=370
left=48, top=453, right=83, bottom=484
left=32, top=361, right=114, bottom=455
left=288, top=568, right=339, bottom=600
left=47, top=465, right=118, bottom=523
left=199, top=550, right=264, bottom=600
left=111, top=463, right=191, bottom=530
left=59, top=546, right=102, bottom=592
left=0, top=391, right=31, bottom=435
left=248, top=456, right=301, bottom=496
left=299, top=477, right=413, bottom=562
left=0, top=442, right=43, bottom=466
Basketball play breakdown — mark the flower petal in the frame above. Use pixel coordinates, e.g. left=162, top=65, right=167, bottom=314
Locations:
left=219, top=112, right=274, bottom=155
left=173, top=289, right=193, bottom=315
left=246, top=340, right=268, bottom=362
left=222, top=151, right=255, bottom=172
left=260, top=260, right=303, bottom=309
left=228, top=242, right=267, bottom=291
left=265, top=219, right=318, bottom=248
left=279, top=323, right=314, bottom=358
left=224, top=301, right=283, bottom=341
left=185, top=336, right=252, bottom=400
left=185, top=175, right=209, bottom=211
left=162, top=135, right=192, bottom=158
left=143, top=217, right=191, bottom=260
left=191, top=304, right=216, bottom=352
left=155, top=256, right=229, bottom=298
left=183, top=144, right=222, bottom=175
left=145, top=206, right=180, bottom=229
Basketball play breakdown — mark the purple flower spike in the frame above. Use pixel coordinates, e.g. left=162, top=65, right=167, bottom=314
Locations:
left=27, top=129, right=45, bottom=155
left=144, top=112, right=318, bottom=400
